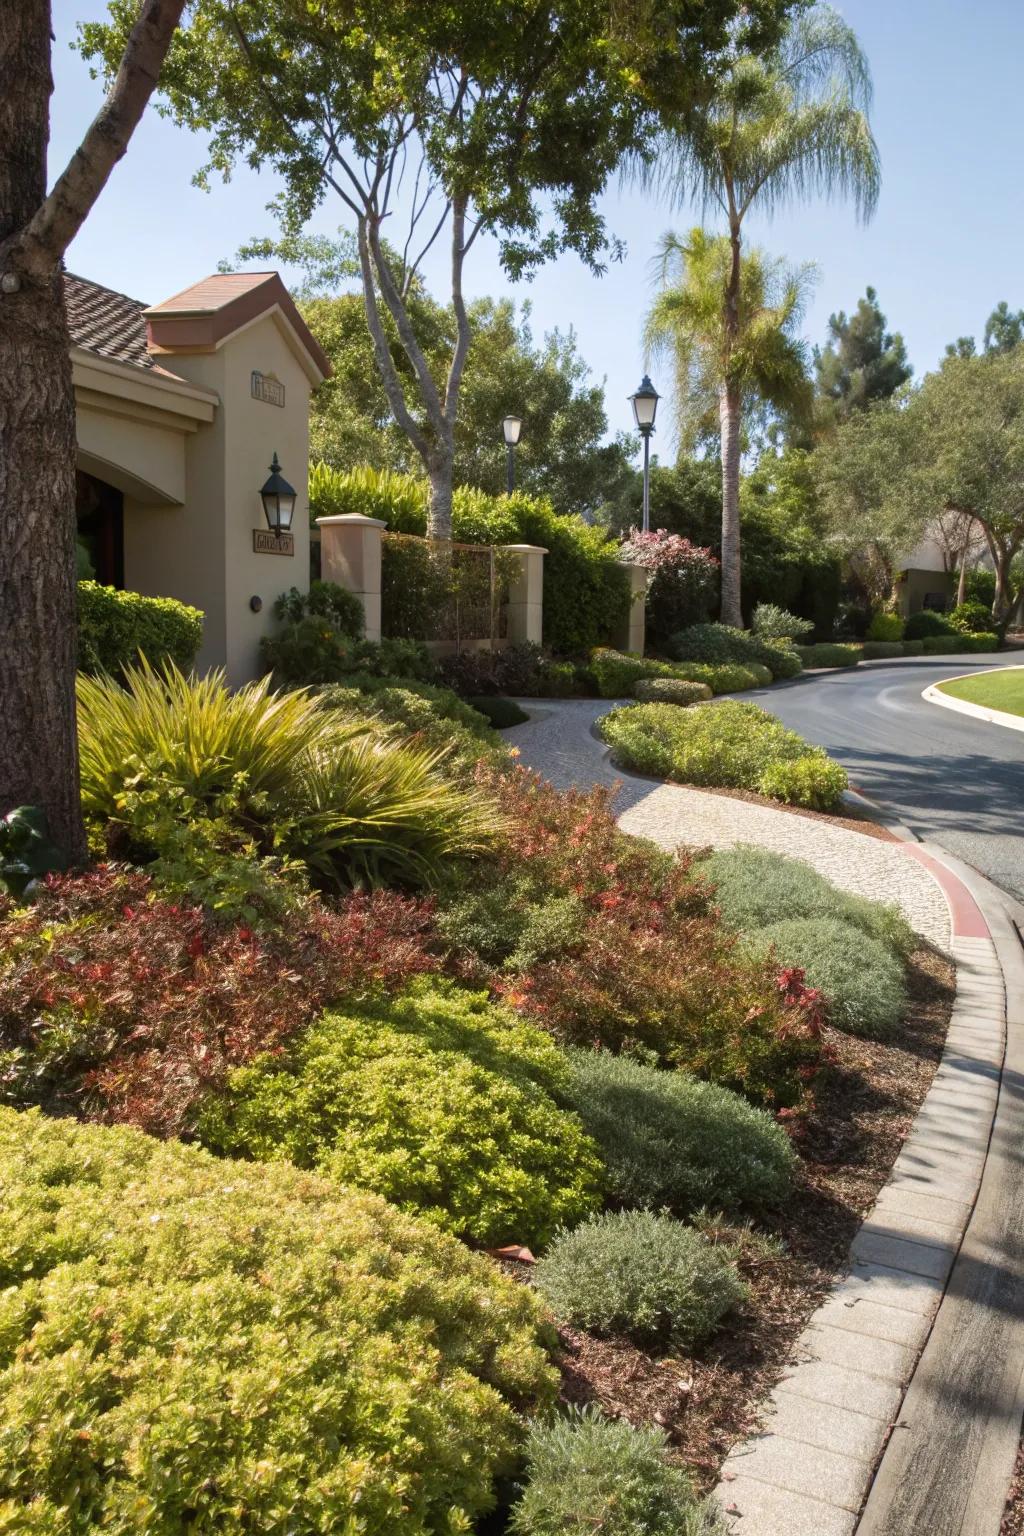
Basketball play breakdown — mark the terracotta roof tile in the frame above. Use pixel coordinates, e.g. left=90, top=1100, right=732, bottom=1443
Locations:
left=64, top=272, right=154, bottom=370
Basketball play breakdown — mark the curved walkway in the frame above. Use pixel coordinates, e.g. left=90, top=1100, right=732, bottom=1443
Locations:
left=506, top=698, right=951, bottom=950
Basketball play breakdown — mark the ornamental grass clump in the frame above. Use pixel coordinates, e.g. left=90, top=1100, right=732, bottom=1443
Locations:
left=78, top=661, right=499, bottom=889
left=533, top=1210, right=747, bottom=1350
left=198, top=978, right=605, bottom=1247
left=564, top=1051, right=796, bottom=1216
left=510, top=1408, right=726, bottom=1536
left=0, top=1107, right=555, bottom=1534
left=743, top=917, right=907, bottom=1039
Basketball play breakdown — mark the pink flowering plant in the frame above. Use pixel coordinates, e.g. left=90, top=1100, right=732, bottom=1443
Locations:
left=619, top=530, right=719, bottom=646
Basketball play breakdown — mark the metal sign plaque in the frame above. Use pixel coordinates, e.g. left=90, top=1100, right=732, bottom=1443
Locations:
left=251, top=370, right=286, bottom=407
left=253, top=529, right=294, bottom=556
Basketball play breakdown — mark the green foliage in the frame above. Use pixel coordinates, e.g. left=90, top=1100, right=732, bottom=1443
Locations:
left=866, top=610, right=905, bottom=640
left=533, top=1209, right=746, bottom=1349
left=310, top=460, right=428, bottom=524
left=321, top=674, right=508, bottom=782
left=274, top=579, right=366, bottom=634
left=261, top=582, right=440, bottom=688
left=744, top=916, right=906, bottom=1038
left=589, top=649, right=768, bottom=700
left=814, top=286, right=912, bottom=426
left=922, top=635, right=965, bottom=654
left=965, top=631, right=1001, bottom=652
left=904, top=609, right=955, bottom=640
left=794, top=642, right=861, bottom=668
left=77, top=580, right=203, bottom=676
left=701, top=845, right=915, bottom=957
left=510, top=1409, right=725, bottom=1536
left=198, top=979, right=604, bottom=1246
left=564, top=1051, right=795, bottom=1216
left=77, top=663, right=498, bottom=890
left=467, top=695, right=531, bottom=728
left=0, top=1106, right=556, bottom=1533
left=633, top=677, right=713, bottom=706
left=0, top=807, right=67, bottom=899
left=600, top=700, right=848, bottom=809
left=949, top=601, right=993, bottom=634
left=860, top=641, right=905, bottom=659
left=902, top=639, right=925, bottom=655
left=752, top=602, right=814, bottom=640
left=668, top=622, right=799, bottom=680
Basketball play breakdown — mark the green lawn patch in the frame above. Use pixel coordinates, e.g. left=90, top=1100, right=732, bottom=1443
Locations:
left=937, top=666, right=1024, bottom=719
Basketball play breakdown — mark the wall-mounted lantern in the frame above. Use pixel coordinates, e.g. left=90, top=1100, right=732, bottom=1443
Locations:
left=259, top=453, right=297, bottom=535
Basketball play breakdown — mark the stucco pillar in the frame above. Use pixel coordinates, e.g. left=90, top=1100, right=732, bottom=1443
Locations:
left=613, top=563, right=649, bottom=655
left=503, top=544, right=547, bottom=646
left=316, top=513, right=386, bottom=641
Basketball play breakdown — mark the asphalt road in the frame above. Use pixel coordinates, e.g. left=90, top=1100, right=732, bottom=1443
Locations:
left=747, top=654, right=1024, bottom=904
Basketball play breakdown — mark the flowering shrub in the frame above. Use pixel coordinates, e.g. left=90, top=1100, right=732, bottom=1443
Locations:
left=0, top=1107, right=556, bottom=1533
left=0, top=867, right=435, bottom=1132
left=619, top=530, right=719, bottom=646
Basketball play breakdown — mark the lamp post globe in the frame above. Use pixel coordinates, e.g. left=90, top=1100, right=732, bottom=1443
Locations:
left=259, top=453, right=297, bottom=535
left=629, top=376, right=659, bottom=533
left=501, top=415, right=523, bottom=495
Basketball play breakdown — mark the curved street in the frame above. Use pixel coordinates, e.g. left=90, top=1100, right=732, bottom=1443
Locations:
left=747, top=655, right=1024, bottom=905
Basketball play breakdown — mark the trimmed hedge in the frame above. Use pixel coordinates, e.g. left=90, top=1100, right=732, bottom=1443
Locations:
left=589, top=650, right=769, bottom=700
left=922, top=635, right=966, bottom=654
left=794, top=642, right=860, bottom=668
left=965, top=632, right=1001, bottom=653
left=743, top=916, right=907, bottom=1039
left=905, top=609, right=956, bottom=640
left=668, top=622, right=802, bottom=682
left=466, top=695, right=531, bottom=728
left=902, top=639, right=925, bottom=655
left=633, top=677, right=714, bottom=706
left=564, top=1050, right=796, bottom=1215
left=860, top=641, right=906, bottom=660
left=78, top=580, right=203, bottom=675
left=0, top=1106, right=556, bottom=1533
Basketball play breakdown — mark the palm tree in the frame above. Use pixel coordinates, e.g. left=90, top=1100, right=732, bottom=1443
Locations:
left=644, top=229, right=815, bottom=619
left=634, top=3, right=879, bottom=625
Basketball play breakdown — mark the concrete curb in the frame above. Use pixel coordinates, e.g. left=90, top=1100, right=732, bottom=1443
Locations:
left=922, top=666, right=1024, bottom=734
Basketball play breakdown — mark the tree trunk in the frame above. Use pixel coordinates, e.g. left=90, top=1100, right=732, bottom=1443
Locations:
left=0, top=1, right=86, bottom=860
left=427, top=443, right=455, bottom=541
left=956, top=548, right=969, bottom=606
left=719, top=382, right=743, bottom=628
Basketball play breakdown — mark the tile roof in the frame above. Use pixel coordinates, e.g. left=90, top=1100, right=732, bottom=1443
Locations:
left=65, top=271, right=154, bottom=371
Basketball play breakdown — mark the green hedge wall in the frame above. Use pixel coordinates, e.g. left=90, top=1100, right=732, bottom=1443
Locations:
left=78, top=581, right=203, bottom=675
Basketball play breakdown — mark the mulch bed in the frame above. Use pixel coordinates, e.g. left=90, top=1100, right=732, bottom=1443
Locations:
left=1004, top=1446, right=1024, bottom=1535
left=518, top=943, right=955, bottom=1493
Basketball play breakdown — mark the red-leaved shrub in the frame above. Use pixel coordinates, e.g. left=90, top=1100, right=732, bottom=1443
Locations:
left=0, top=867, right=435, bottom=1134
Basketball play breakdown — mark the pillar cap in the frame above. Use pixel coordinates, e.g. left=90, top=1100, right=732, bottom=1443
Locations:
left=315, top=514, right=388, bottom=529
left=502, top=543, right=549, bottom=554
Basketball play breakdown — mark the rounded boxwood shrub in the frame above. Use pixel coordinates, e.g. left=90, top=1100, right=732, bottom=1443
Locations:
left=866, top=610, right=905, bottom=641
left=510, top=1408, right=725, bottom=1536
left=633, top=677, right=714, bottom=706
left=904, top=609, right=956, bottom=640
left=757, top=754, right=850, bottom=810
left=0, top=1106, right=556, bottom=1533
left=77, top=580, right=203, bottom=676
left=701, top=845, right=915, bottom=957
left=564, top=1051, right=796, bottom=1215
left=922, top=634, right=966, bottom=654
left=744, top=916, right=907, bottom=1038
left=198, top=979, right=605, bottom=1247
left=534, top=1209, right=746, bottom=1349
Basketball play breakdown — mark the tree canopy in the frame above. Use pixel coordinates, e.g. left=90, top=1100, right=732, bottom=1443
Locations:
left=814, top=285, right=911, bottom=424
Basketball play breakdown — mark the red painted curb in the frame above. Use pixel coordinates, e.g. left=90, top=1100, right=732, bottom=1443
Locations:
left=897, top=844, right=991, bottom=939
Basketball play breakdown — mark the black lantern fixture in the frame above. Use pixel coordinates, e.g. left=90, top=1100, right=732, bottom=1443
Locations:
left=502, top=415, right=523, bottom=495
left=259, top=452, right=297, bottom=535
left=629, top=376, right=659, bottom=533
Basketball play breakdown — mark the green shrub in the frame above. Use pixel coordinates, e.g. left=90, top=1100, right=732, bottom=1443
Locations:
left=275, top=579, right=366, bottom=634
left=757, top=754, right=850, bottom=811
left=700, top=846, right=915, bottom=957
left=77, top=580, right=203, bottom=675
left=761, top=643, right=803, bottom=679
left=904, top=609, right=956, bottom=640
left=599, top=700, right=848, bottom=810
left=320, top=677, right=510, bottom=780
left=510, top=1409, right=725, bottom=1536
left=752, top=603, right=814, bottom=641
left=564, top=1051, right=795, bottom=1215
left=673, top=660, right=769, bottom=693
left=633, top=677, right=714, bottom=706
left=533, top=1210, right=746, bottom=1350
left=0, top=1106, right=556, bottom=1533
left=922, top=634, right=965, bottom=654
left=860, top=641, right=906, bottom=660
left=467, top=695, right=531, bottom=728
left=589, top=649, right=671, bottom=697
left=198, top=979, right=604, bottom=1247
left=743, top=917, right=907, bottom=1038
left=902, top=639, right=925, bottom=656
left=794, top=642, right=860, bottom=668
left=965, top=632, right=1001, bottom=652
left=0, top=806, right=67, bottom=899
left=949, top=600, right=993, bottom=634
left=78, top=663, right=497, bottom=889
left=669, top=621, right=792, bottom=679
left=866, top=610, right=905, bottom=641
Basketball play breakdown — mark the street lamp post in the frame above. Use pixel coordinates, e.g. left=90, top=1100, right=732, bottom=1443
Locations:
left=629, top=376, right=659, bottom=532
left=502, top=415, right=523, bottom=495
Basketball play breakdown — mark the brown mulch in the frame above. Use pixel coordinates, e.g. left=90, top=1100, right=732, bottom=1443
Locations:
left=1002, top=1443, right=1024, bottom=1534
left=533, top=944, right=955, bottom=1493
left=672, top=783, right=899, bottom=842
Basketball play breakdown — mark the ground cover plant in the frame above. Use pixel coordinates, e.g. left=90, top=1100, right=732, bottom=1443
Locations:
left=198, top=978, right=605, bottom=1247
left=668, top=622, right=802, bottom=681
left=533, top=1209, right=747, bottom=1350
left=938, top=665, right=1024, bottom=718
left=564, top=1050, right=796, bottom=1215
left=599, top=700, right=849, bottom=810
left=743, top=917, right=907, bottom=1038
left=320, top=676, right=512, bottom=780
left=0, top=1107, right=555, bottom=1534
left=510, top=1409, right=726, bottom=1536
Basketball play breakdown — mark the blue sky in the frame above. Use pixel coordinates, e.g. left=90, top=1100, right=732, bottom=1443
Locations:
left=52, top=0, right=1024, bottom=444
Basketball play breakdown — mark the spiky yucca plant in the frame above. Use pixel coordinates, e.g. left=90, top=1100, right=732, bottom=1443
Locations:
left=77, top=663, right=498, bottom=888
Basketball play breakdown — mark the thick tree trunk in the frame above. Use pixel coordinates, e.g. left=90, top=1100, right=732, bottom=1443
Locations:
left=719, top=382, right=743, bottom=628
left=426, top=444, right=455, bottom=542
left=0, top=1, right=85, bottom=859
left=956, top=549, right=969, bottom=606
